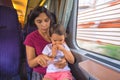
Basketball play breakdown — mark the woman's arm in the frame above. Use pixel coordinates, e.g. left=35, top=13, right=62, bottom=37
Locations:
left=26, top=45, right=49, bottom=68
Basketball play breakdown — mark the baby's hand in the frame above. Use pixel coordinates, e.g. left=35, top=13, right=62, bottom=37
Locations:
left=57, top=44, right=64, bottom=51
left=52, top=44, right=58, bottom=50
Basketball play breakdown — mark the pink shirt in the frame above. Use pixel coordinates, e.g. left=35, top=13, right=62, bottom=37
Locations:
left=24, top=30, right=50, bottom=74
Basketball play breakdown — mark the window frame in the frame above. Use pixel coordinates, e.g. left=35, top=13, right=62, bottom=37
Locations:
left=66, top=0, right=120, bottom=72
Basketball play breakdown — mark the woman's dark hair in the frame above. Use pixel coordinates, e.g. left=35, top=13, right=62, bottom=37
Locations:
left=51, top=12, right=57, bottom=24
left=28, top=6, right=54, bottom=26
left=49, top=24, right=66, bottom=37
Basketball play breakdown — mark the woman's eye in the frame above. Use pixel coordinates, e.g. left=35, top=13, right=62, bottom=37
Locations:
left=45, top=18, right=49, bottom=22
left=37, top=20, right=42, bottom=23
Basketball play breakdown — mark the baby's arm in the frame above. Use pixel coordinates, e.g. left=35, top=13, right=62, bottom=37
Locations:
left=50, top=44, right=57, bottom=58
left=57, top=44, right=75, bottom=64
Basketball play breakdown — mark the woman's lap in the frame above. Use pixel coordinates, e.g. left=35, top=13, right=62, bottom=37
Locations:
left=31, top=71, right=44, bottom=80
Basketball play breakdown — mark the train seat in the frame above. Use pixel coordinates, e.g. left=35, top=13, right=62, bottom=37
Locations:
left=0, top=6, right=22, bottom=80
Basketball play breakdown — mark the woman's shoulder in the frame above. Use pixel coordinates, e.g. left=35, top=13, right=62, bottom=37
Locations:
left=25, top=30, right=46, bottom=42
left=26, top=30, right=38, bottom=37
left=24, top=30, right=39, bottom=45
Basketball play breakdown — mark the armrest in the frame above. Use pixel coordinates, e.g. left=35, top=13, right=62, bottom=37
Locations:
left=78, top=60, right=120, bottom=80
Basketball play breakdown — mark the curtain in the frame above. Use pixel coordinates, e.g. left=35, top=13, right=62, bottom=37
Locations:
left=47, top=0, right=73, bottom=29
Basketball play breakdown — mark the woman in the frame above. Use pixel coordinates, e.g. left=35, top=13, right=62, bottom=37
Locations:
left=24, top=6, right=67, bottom=80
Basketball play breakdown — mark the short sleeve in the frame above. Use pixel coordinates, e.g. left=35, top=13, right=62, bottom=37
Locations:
left=63, top=43, right=70, bottom=51
left=24, top=34, right=34, bottom=48
left=42, top=44, right=52, bottom=56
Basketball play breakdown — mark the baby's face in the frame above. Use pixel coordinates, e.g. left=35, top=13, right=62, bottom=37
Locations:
left=51, top=33, right=65, bottom=45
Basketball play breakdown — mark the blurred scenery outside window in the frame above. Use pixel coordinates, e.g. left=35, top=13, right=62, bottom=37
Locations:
left=77, top=0, right=120, bottom=60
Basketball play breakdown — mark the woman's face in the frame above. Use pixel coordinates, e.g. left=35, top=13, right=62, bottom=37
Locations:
left=34, top=12, right=51, bottom=33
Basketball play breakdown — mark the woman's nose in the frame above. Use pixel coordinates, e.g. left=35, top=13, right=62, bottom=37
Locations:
left=41, top=21, right=46, bottom=26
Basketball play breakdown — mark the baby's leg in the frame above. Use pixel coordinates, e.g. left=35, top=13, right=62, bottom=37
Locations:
left=43, top=73, right=56, bottom=80
left=63, top=79, right=71, bottom=80
left=59, top=71, right=73, bottom=80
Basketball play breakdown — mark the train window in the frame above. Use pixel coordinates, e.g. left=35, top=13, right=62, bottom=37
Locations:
left=77, top=0, right=120, bottom=62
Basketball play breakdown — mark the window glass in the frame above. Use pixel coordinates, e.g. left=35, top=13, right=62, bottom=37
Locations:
left=77, top=0, right=120, bottom=60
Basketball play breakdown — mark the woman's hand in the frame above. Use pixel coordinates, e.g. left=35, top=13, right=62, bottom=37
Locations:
left=37, top=55, right=51, bottom=67
left=54, top=57, right=67, bottom=69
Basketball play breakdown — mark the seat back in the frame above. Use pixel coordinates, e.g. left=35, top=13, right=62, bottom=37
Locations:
left=22, top=22, right=36, bottom=80
left=23, top=23, right=37, bottom=38
left=0, top=6, right=21, bottom=78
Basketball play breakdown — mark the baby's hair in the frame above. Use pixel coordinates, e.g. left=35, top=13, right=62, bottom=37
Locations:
left=49, top=24, right=66, bottom=37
